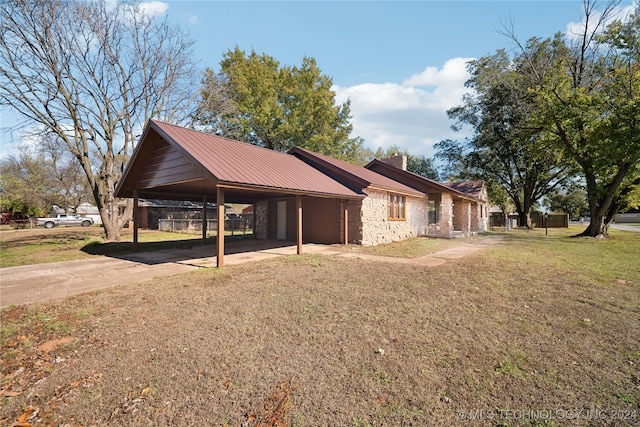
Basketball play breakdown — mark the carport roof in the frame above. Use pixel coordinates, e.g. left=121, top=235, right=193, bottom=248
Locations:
left=116, top=120, right=363, bottom=202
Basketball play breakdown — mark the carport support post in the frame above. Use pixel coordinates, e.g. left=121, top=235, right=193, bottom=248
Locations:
left=296, top=195, right=302, bottom=255
left=202, top=195, right=207, bottom=243
left=133, top=189, right=139, bottom=252
left=216, top=187, right=225, bottom=268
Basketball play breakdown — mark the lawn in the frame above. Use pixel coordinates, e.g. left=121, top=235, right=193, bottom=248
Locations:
left=0, top=227, right=253, bottom=268
left=1, top=227, right=639, bottom=426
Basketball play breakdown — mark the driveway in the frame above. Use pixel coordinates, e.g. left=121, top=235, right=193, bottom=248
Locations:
left=0, top=237, right=502, bottom=308
left=0, top=241, right=332, bottom=308
left=570, top=221, right=640, bottom=233
left=610, top=223, right=640, bottom=232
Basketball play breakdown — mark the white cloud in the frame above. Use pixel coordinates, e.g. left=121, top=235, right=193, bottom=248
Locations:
left=333, top=57, right=474, bottom=158
left=402, top=57, right=472, bottom=87
left=565, top=4, right=636, bottom=42
left=138, top=1, right=169, bottom=18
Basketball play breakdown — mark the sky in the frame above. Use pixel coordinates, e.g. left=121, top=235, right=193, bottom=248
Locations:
left=0, top=0, right=636, bottom=159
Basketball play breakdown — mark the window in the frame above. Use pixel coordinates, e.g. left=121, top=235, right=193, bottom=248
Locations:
left=428, top=199, right=441, bottom=223
left=388, top=194, right=406, bottom=220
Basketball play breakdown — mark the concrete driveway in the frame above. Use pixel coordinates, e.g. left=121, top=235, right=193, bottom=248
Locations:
left=0, top=241, right=332, bottom=308
left=610, top=223, right=640, bottom=232
left=0, top=237, right=502, bottom=308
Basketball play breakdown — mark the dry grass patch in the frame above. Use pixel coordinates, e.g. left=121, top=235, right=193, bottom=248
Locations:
left=0, top=228, right=242, bottom=267
left=1, top=229, right=639, bottom=426
left=340, top=235, right=480, bottom=258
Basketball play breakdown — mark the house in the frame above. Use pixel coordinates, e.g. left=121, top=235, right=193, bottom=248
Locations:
left=115, top=120, right=488, bottom=266
left=75, top=202, right=102, bottom=225
left=366, top=156, right=488, bottom=238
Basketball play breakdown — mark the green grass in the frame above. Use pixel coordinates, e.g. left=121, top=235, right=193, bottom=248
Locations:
left=0, top=228, right=255, bottom=267
left=487, top=226, right=640, bottom=283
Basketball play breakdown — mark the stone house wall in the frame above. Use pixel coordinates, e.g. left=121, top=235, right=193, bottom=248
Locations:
left=254, top=200, right=268, bottom=240
left=440, top=193, right=454, bottom=237
left=359, top=189, right=415, bottom=246
left=341, top=199, right=363, bottom=244
left=452, top=200, right=471, bottom=236
left=408, top=196, right=429, bottom=237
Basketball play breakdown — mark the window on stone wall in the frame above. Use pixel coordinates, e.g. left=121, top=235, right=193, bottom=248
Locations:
left=388, top=194, right=406, bottom=220
left=428, top=199, right=441, bottom=223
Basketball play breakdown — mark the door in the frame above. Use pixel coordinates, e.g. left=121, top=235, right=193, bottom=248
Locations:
left=276, top=201, right=287, bottom=240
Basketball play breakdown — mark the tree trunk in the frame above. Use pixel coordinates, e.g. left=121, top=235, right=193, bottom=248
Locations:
left=517, top=211, right=533, bottom=228
left=579, top=210, right=609, bottom=238
left=575, top=166, right=629, bottom=238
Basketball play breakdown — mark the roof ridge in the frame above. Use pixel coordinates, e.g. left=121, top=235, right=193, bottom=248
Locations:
left=150, top=119, right=295, bottom=158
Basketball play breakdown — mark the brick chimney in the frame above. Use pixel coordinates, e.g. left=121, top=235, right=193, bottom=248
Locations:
left=380, top=154, right=407, bottom=171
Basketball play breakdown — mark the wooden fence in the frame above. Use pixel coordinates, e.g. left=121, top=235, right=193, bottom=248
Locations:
left=490, top=213, right=568, bottom=228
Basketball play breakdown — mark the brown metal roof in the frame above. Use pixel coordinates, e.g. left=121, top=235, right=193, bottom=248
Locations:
left=116, top=120, right=363, bottom=201
left=366, top=159, right=486, bottom=203
left=290, top=147, right=424, bottom=197
left=443, top=180, right=486, bottom=200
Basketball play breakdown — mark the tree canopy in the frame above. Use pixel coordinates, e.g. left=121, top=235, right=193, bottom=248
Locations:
left=438, top=1, right=639, bottom=235
left=544, top=181, right=589, bottom=219
left=511, top=1, right=640, bottom=236
left=195, top=48, right=367, bottom=162
left=436, top=49, right=573, bottom=227
left=373, top=146, right=440, bottom=180
left=0, top=0, right=198, bottom=240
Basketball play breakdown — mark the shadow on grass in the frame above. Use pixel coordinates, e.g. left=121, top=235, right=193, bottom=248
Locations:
left=81, top=235, right=252, bottom=257
left=80, top=235, right=298, bottom=266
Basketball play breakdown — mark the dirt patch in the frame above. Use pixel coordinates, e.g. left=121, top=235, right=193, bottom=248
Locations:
left=2, top=306, right=25, bottom=322
left=252, top=378, right=294, bottom=427
left=0, top=226, right=107, bottom=246
left=37, top=337, right=76, bottom=353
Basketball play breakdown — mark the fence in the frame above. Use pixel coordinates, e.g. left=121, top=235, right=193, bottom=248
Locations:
left=158, top=215, right=253, bottom=236
left=532, top=213, right=568, bottom=228
left=490, top=213, right=568, bottom=229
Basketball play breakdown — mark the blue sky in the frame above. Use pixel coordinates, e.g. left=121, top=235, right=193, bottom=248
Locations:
left=1, top=0, right=636, bottom=159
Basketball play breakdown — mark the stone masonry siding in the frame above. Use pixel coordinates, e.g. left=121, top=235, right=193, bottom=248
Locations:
left=254, top=200, right=268, bottom=240
left=471, top=203, right=480, bottom=232
left=440, top=192, right=453, bottom=238
left=359, top=189, right=415, bottom=246
left=408, top=196, right=429, bottom=236
left=343, top=199, right=363, bottom=244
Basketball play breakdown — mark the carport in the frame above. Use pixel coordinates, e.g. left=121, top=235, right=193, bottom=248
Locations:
left=115, top=120, right=363, bottom=267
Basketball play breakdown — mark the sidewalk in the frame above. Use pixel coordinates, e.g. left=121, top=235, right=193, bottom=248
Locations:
left=0, top=237, right=501, bottom=308
left=334, top=236, right=502, bottom=266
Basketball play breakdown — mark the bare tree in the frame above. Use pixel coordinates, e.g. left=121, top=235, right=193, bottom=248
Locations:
left=0, top=0, right=198, bottom=240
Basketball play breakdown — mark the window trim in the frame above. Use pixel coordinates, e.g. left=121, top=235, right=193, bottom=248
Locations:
left=387, top=194, right=406, bottom=221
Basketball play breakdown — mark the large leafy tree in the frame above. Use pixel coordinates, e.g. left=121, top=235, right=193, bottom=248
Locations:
left=436, top=50, right=573, bottom=228
left=196, top=48, right=366, bottom=162
left=512, top=0, right=640, bottom=237
left=545, top=181, right=589, bottom=219
left=0, top=0, right=197, bottom=240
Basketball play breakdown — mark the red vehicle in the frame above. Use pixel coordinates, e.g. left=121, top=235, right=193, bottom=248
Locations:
left=1, top=212, right=28, bottom=225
